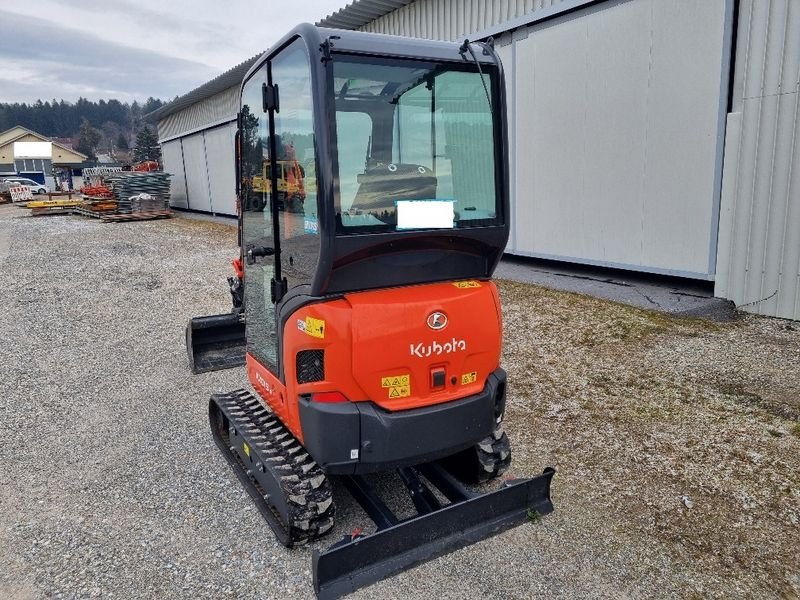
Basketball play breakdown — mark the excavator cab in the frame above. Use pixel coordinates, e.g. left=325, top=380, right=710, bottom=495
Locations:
left=186, top=24, right=553, bottom=598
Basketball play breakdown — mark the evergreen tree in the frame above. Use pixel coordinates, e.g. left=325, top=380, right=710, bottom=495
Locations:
left=142, top=97, right=164, bottom=115
left=133, top=126, right=161, bottom=163
left=116, top=132, right=129, bottom=150
left=75, top=118, right=102, bottom=161
left=0, top=96, right=167, bottom=144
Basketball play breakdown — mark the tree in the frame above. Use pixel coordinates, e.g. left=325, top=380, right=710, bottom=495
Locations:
left=0, top=96, right=167, bottom=141
left=133, top=126, right=161, bottom=163
left=116, top=132, right=129, bottom=150
left=75, top=117, right=102, bottom=161
left=142, top=97, right=164, bottom=116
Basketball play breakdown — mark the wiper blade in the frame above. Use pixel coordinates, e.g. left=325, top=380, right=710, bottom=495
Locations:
left=459, top=38, right=493, bottom=112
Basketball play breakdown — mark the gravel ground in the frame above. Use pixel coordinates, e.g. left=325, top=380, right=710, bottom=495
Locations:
left=1, top=204, right=798, bottom=599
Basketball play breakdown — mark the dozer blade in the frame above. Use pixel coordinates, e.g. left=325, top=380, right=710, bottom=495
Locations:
left=185, top=313, right=245, bottom=373
left=313, top=465, right=555, bottom=599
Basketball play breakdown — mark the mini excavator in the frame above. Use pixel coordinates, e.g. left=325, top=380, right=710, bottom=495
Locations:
left=186, top=24, right=554, bottom=598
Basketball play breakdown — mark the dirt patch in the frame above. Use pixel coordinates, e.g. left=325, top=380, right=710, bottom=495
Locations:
left=498, top=279, right=800, bottom=598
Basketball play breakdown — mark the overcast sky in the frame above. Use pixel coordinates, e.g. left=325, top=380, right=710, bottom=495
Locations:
left=0, top=0, right=350, bottom=104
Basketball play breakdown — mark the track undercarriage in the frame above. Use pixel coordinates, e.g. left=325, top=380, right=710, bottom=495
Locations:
left=209, top=389, right=554, bottom=598
left=209, top=390, right=335, bottom=546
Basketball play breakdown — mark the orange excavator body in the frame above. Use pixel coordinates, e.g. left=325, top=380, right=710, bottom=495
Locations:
left=186, top=24, right=554, bottom=598
left=247, top=280, right=502, bottom=444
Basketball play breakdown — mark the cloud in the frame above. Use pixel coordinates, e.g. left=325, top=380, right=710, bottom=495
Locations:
left=0, top=0, right=370, bottom=103
left=0, top=9, right=216, bottom=102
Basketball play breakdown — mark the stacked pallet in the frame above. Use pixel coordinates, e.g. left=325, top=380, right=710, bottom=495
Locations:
left=117, top=194, right=168, bottom=214
left=73, top=199, right=119, bottom=218
left=105, top=172, right=171, bottom=213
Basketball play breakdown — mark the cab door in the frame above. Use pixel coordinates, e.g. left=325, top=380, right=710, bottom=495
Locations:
left=240, top=39, right=319, bottom=376
left=270, top=39, right=320, bottom=298
left=240, top=63, right=279, bottom=372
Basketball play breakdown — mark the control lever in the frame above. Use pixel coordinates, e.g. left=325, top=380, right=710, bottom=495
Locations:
left=246, top=245, right=274, bottom=265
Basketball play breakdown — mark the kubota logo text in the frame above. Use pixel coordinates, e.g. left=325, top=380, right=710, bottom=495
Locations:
left=410, top=338, right=466, bottom=358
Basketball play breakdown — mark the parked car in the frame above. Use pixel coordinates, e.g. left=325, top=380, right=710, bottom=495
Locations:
left=0, top=177, right=49, bottom=194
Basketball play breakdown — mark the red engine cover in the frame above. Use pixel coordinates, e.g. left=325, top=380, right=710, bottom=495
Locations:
left=347, top=280, right=502, bottom=411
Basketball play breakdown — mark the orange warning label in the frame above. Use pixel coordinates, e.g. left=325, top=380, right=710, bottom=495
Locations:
left=453, top=280, right=482, bottom=289
left=297, top=316, right=325, bottom=339
left=381, top=374, right=411, bottom=398
left=381, top=374, right=410, bottom=388
left=387, top=385, right=411, bottom=398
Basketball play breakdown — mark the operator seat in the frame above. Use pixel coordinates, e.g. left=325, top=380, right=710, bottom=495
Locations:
left=350, top=163, right=437, bottom=223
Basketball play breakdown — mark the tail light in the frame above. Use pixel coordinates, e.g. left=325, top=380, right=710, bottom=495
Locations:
left=311, top=391, right=348, bottom=403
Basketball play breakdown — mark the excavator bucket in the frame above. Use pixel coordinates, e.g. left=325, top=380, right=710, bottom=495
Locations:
left=185, top=313, right=246, bottom=373
left=313, top=465, right=555, bottom=599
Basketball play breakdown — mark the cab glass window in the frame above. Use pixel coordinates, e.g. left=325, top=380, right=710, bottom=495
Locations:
left=332, top=56, right=500, bottom=232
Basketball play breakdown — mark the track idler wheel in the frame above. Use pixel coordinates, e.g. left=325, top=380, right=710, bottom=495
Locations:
left=441, top=427, right=511, bottom=484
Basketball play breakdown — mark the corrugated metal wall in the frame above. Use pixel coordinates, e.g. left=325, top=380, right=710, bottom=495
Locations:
left=361, top=0, right=563, bottom=39
left=361, top=0, right=731, bottom=279
left=202, top=123, right=237, bottom=215
left=161, top=139, right=188, bottom=209
left=156, top=87, right=239, bottom=141
left=715, top=0, right=800, bottom=320
left=502, top=0, right=729, bottom=278
left=160, top=123, right=237, bottom=215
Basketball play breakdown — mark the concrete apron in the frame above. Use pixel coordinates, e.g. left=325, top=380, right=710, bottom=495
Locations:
left=496, top=255, right=736, bottom=322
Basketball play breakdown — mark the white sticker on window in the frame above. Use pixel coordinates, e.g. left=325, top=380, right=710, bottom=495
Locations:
left=350, top=449, right=359, bottom=460
left=396, top=199, right=455, bottom=230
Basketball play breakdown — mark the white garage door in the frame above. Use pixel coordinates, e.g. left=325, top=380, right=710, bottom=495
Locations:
left=161, top=139, right=188, bottom=209
left=505, top=0, right=731, bottom=278
left=202, top=123, right=237, bottom=215
left=180, top=133, right=212, bottom=212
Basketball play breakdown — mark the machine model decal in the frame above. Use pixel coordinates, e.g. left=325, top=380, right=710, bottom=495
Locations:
left=297, top=316, right=325, bottom=339
left=452, top=280, right=482, bottom=289
left=381, top=374, right=411, bottom=398
left=461, top=371, right=478, bottom=385
left=255, top=371, right=274, bottom=395
left=410, top=338, right=467, bottom=358
left=426, top=311, right=448, bottom=330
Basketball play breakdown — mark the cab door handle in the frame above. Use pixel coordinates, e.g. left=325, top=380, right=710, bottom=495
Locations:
left=246, top=245, right=274, bottom=265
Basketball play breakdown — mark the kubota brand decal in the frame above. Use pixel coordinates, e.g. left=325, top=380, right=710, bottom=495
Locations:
left=297, top=316, right=325, bottom=339
left=426, top=311, right=448, bottom=330
left=453, top=280, right=482, bottom=288
left=461, top=371, right=478, bottom=385
left=410, top=338, right=467, bottom=358
left=381, top=374, right=411, bottom=399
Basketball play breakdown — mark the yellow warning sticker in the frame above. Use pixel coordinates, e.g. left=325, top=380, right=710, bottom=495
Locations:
left=243, top=442, right=251, bottom=457
left=387, top=385, right=411, bottom=399
left=453, top=280, right=482, bottom=289
left=298, top=316, right=325, bottom=339
left=381, top=374, right=410, bottom=388
left=461, top=371, right=478, bottom=385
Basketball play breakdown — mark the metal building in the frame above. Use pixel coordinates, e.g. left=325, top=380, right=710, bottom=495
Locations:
left=150, top=57, right=259, bottom=215
left=318, top=0, right=799, bottom=320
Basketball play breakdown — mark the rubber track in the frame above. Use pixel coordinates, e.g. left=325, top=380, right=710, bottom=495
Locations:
left=475, top=427, right=512, bottom=483
left=442, top=427, right=512, bottom=484
left=210, top=389, right=335, bottom=547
